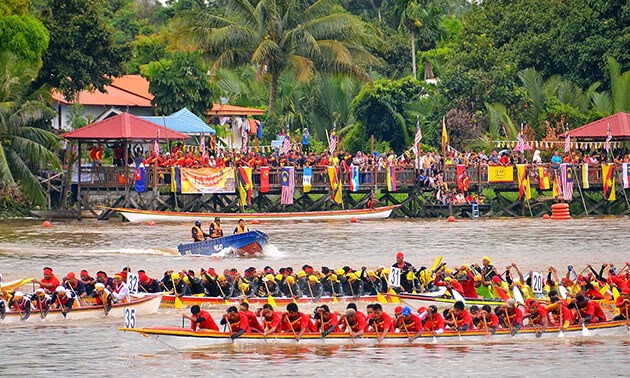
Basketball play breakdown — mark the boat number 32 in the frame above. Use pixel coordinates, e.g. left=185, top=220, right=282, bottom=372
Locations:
left=127, top=273, right=139, bottom=295
left=124, top=308, right=136, bottom=329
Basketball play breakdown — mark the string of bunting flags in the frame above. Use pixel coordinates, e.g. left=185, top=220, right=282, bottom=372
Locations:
left=493, top=140, right=623, bottom=150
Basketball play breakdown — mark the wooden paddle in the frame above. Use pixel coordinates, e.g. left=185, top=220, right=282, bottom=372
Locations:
left=574, top=303, right=592, bottom=336
left=428, top=309, right=438, bottom=343
left=338, top=314, right=355, bottom=344
left=239, top=283, right=249, bottom=305
left=451, top=311, right=462, bottom=341
left=216, top=281, right=230, bottom=305
left=172, top=277, right=184, bottom=309
left=262, top=280, right=277, bottom=307
left=503, top=308, right=513, bottom=336
left=284, top=313, right=299, bottom=342
left=287, top=283, right=298, bottom=304
left=481, top=314, right=490, bottom=339
left=400, top=316, right=412, bottom=342
left=557, top=304, right=565, bottom=338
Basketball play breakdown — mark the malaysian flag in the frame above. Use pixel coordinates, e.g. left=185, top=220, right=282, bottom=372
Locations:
left=564, top=127, right=571, bottom=153
left=282, top=134, right=290, bottom=155
left=514, top=125, right=533, bottom=153
left=604, top=123, right=612, bottom=152
left=280, top=166, right=294, bottom=205
left=242, top=127, right=249, bottom=153
left=560, top=163, right=573, bottom=201
left=153, top=130, right=160, bottom=154
left=413, top=116, right=422, bottom=154
left=329, top=129, right=337, bottom=155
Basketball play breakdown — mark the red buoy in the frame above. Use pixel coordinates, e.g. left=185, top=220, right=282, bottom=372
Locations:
left=350, top=217, right=358, bottom=223
left=147, top=221, right=155, bottom=226
left=42, top=221, right=51, bottom=228
left=251, top=219, right=260, bottom=225
left=447, top=216, right=456, bottom=222
left=542, top=214, right=550, bottom=220
left=550, top=203, right=572, bottom=220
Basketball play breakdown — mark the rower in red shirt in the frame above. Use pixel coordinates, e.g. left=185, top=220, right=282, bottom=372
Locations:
left=259, top=304, right=283, bottom=335
left=457, top=265, right=479, bottom=299
left=524, top=300, right=550, bottom=337
left=282, top=302, right=312, bottom=341
left=478, top=305, right=499, bottom=334
left=420, top=305, right=446, bottom=335
left=369, top=303, right=394, bottom=342
left=613, top=287, right=630, bottom=320
left=500, top=299, right=524, bottom=335
left=221, top=306, right=251, bottom=339
left=239, top=302, right=263, bottom=333
left=395, top=306, right=423, bottom=342
left=34, top=267, right=61, bottom=295
left=183, top=305, right=219, bottom=331
left=546, top=298, right=573, bottom=329
left=573, top=294, right=606, bottom=324
left=445, top=301, right=474, bottom=331
left=314, top=305, right=340, bottom=336
left=338, top=306, right=367, bottom=338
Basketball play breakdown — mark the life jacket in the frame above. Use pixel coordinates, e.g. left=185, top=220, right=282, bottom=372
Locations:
left=191, top=226, right=205, bottom=242
left=210, top=222, right=222, bottom=238
left=235, top=225, right=248, bottom=234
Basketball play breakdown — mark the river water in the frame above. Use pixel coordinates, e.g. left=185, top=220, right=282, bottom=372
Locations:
left=1, top=217, right=629, bottom=377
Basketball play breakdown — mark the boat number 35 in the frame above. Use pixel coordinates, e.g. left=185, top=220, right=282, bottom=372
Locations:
left=124, top=308, right=136, bottom=329
left=213, top=244, right=224, bottom=251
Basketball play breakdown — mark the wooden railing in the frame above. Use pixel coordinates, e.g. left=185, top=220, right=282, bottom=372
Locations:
left=73, top=163, right=620, bottom=192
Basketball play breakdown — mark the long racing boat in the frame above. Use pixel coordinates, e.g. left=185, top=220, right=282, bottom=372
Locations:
left=1, top=293, right=162, bottom=324
left=114, top=205, right=398, bottom=223
left=120, top=320, right=630, bottom=349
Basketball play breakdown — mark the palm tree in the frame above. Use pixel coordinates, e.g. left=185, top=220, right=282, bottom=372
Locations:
left=178, top=0, right=379, bottom=114
left=0, top=52, right=61, bottom=207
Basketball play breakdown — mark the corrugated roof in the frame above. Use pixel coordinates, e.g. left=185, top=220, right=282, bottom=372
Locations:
left=142, top=108, right=215, bottom=135
left=567, top=112, right=630, bottom=139
left=52, top=75, right=153, bottom=107
left=62, top=112, right=189, bottom=141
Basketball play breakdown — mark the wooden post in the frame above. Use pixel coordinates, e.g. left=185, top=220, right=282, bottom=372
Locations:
left=370, top=135, right=374, bottom=155
left=77, top=140, right=82, bottom=221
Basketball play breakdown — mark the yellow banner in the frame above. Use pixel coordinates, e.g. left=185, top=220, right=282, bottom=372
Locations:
left=179, top=167, right=235, bottom=194
left=602, top=163, right=616, bottom=201
left=327, top=166, right=338, bottom=190
left=516, top=164, right=531, bottom=200
left=487, top=165, right=514, bottom=183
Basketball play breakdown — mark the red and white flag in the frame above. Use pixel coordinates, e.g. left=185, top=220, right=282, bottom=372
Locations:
left=604, top=123, right=612, bottom=152
left=413, top=116, right=422, bottom=154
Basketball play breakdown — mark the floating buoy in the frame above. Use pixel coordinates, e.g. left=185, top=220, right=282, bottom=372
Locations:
left=147, top=221, right=155, bottom=226
left=550, top=203, right=572, bottom=220
left=542, top=214, right=550, bottom=220
left=447, top=216, right=456, bottom=223
left=350, top=217, right=358, bottom=223
left=42, top=221, right=51, bottom=228
left=251, top=219, right=260, bottom=225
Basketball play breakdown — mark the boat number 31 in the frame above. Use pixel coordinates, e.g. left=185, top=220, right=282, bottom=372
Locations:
left=124, top=308, right=136, bottom=329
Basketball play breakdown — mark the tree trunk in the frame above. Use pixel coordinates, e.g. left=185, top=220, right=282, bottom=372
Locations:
left=269, top=73, right=279, bottom=115
left=424, top=60, right=435, bottom=80
left=411, top=30, right=417, bottom=80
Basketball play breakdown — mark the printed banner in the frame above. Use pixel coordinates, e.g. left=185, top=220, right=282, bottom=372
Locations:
left=177, top=167, right=235, bottom=194
left=516, top=164, right=531, bottom=200
left=260, top=166, right=270, bottom=193
left=238, top=167, right=253, bottom=206
left=349, top=165, right=360, bottom=192
left=623, top=163, right=630, bottom=189
left=303, top=166, right=312, bottom=193
left=538, top=167, right=550, bottom=190
left=487, top=165, right=514, bottom=183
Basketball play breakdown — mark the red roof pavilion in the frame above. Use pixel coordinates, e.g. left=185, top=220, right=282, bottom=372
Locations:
left=567, top=112, right=630, bottom=140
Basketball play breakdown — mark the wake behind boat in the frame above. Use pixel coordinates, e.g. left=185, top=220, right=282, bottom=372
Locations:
left=120, top=321, right=630, bottom=349
left=177, top=230, right=269, bottom=256
left=114, top=205, right=398, bottom=223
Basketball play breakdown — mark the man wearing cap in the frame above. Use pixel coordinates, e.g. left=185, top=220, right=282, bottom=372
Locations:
left=34, top=267, right=61, bottom=295
left=30, top=289, right=51, bottom=316
left=209, top=217, right=223, bottom=239
left=111, top=273, right=131, bottom=303
left=392, top=252, right=413, bottom=274
left=282, top=303, right=313, bottom=340
left=191, top=220, right=208, bottom=242
left=172, top=273, right=192, bottom=298
left=8, top=291, right=31, bottom=319
left=51, top=286, right=75, bottom=315
left=342, top=273, right=364, bottom=298
left=369, top=303, right=394, bottom=342
left=63, top=272, right=87, bottom=300
left=546, top=297, right=572, bottom=329
left=220, top=306, right=252, bottom=339
left=477, top=305, right=499, bottom=335
left=259, top=304, right=283, bottom=335
left=138, top=271, right=161, bottom=293
left=216, top=275, right=234, bottom=298
left=499, top=299, right=523, bottom=335
left=395, top=306, right=423, bottom=342
left=571, top=293, right=606, bottom=324
left=184, top=305, right=219, bottom=331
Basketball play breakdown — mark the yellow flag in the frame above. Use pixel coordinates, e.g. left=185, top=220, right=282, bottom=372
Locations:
left=602, top=163, right=616, bottom=201
left=333, top=180, right=343, bottom=204
left=327, top=166, right=338, bottom=190
left=516, top=164, right=531, bottom=200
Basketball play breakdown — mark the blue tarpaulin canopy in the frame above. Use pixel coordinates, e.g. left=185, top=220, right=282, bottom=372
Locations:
left=142, top=108, right=215, bottom=135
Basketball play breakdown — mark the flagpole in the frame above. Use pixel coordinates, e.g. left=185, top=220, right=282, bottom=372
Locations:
left=574, top=165, right=589, bottom=215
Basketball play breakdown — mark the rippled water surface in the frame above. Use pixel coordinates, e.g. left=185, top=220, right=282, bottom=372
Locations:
left=0, top=216, right=629, bottom=377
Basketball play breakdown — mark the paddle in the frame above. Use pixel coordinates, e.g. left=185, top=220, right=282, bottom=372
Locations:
left=451, top=289, right=466, bottom=304
left=512, top=286, right=525, bottom=305
left=430, top=256, right=443, bottom=273
left=172, top=277, right=184, bottom=309
left=57, top=296, right=68, bottom=319
left=239, top=284, right=249, bottom=305
left=262, top=280, right=277, bottom=307
left=284, top=313, right=299, bottom=342
left=388, top=288, right=400, bottom=304
left=338, top=314, right=355, bottom=344
left=482, top=315, right=490, bottom=339
left=287, top=283, right=298, bottom=305
left=400, top=316, right=413, bottom=343
left=503, top=308, right=514, bottom=336
left=574, top=303, right=592, bottom=336
left=348, top=280, right=357, bottom=301
left=427, top=309, right=438, bottom=343
left=625, top=307, right=629, bottom=333
left=557, top=304, right=565, bottom=338
left=216, top=281, right=230, bottom=305
left=451, top=311, right=462, bottom=341
left=373, top=278, right=387, bottom=304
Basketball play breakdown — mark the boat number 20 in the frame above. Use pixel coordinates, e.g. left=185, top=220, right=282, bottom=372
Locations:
left=124, top=308, right=136, bottom=329
left=531, top=272, right=543, bottom=294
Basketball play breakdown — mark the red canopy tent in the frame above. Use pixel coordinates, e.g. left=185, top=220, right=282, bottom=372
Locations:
left=567, top=112, right=630, bottom=140
left=62, top=112, right=189, bottom=219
